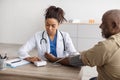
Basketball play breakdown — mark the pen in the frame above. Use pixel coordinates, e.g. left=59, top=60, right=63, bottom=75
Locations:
left=52, top=53, right=76, bottom=64
left=3, top=53, right=7, bottom=59
left=53, top=57, right=66, bottom=64
left=11, top=60, right=22, bottom=63
left=0, top=54, right=2, bottom=59
left=0, top=53, right=8, bottom=59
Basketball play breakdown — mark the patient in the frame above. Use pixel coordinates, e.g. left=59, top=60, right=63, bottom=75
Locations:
left=45, top=9, right=120, bottom=80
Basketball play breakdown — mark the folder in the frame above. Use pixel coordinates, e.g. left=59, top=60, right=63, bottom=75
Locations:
left=6, top=58, right=30, bottom=68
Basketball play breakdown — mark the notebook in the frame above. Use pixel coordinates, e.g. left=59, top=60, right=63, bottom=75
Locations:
left=6, top=58, right=30, bottom=68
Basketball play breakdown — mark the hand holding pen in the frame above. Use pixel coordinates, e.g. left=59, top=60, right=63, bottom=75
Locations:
left=45, top=52, right=58, bottom=62
left=45, top=52, right=71, bottom=66
left=44, top=52, right=66, bottom=64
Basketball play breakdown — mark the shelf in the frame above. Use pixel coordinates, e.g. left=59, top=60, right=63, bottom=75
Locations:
left=62, top=22, right=100, bottom=25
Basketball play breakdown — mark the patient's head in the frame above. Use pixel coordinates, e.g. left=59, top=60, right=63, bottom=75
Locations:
left=99, top=9, right=120, bottom=38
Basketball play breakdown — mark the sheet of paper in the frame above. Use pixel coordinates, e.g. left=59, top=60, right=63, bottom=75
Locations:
left=6, top=58, right=30, bottom=68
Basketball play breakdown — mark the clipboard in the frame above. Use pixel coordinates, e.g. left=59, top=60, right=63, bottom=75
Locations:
left=6, top=58, right=30, bottom=68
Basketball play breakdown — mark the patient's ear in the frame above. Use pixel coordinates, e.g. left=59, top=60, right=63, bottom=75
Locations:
left=111, top=21, right=120, bottom=33
left=112, top=21, right=117, bottom=28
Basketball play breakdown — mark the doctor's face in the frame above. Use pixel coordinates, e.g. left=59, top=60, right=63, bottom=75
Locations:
left=45, top=18, right=59, bottom=35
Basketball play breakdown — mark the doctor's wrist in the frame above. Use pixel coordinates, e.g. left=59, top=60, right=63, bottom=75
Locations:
left=45, top=53, right=58, bottom=62
left=49, top=57, right=58, bottom=62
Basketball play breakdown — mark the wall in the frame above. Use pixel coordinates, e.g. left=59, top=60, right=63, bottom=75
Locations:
left=59, top=23, right=103, bottom=51
left=0, top=0, right=120, bottom=44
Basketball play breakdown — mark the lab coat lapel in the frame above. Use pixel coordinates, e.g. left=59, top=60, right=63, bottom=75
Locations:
left=56, top=31, right=64, bottom=57
left=44, top=31, right=50, bottom=53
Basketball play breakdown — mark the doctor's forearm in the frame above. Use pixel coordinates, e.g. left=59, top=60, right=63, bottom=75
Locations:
left=57, top=58, right=70, bottom=66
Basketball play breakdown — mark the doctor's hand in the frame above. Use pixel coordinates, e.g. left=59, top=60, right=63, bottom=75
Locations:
left=45, top=53, right=57, bottom=62
left=24, top=56, right=41, bottom=63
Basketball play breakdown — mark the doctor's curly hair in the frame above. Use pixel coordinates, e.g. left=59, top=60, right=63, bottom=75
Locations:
left=45, top=6, right=67, bottom=24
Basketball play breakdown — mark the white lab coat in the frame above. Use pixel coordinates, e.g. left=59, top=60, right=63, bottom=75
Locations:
left=18, top=30, right=77, bottom=60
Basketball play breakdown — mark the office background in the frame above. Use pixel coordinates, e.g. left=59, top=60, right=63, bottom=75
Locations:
left=0, top=0, right=120, bottom=44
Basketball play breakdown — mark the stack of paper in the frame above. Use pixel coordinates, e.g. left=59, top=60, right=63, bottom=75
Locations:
left=6, top=58, right=30, bottom=68
left=34, top=61, right=47, bottom=67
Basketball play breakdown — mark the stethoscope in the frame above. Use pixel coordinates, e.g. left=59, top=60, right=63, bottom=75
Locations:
left=40, top=31, right=65, bottom=51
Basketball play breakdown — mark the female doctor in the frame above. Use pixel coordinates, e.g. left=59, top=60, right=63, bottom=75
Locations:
left=18, top=6, right=77, bottom=63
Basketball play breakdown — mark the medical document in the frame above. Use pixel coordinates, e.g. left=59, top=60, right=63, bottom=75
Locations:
left=6, top=58, right=30, bottom=68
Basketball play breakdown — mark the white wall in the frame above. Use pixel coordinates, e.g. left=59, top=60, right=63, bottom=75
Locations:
left=0, top=0, right=120, bottom=44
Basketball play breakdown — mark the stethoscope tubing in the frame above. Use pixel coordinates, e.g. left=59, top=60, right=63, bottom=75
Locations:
left=40, top=31, right=65, bottom=51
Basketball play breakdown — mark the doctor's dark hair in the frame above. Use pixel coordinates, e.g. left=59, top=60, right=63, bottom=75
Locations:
left=45, top=6, right=67, bottom=24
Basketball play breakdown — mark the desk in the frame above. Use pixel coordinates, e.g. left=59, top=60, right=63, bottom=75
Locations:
left=0, top=62, right=80, bottom=80
left=0, top=43, right=80, bottom=80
